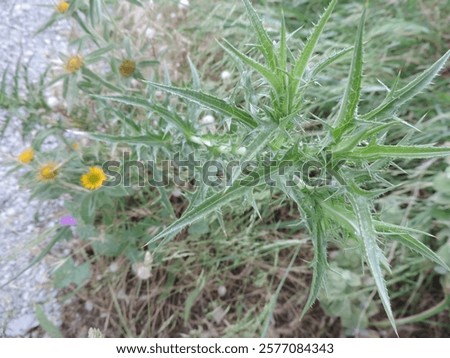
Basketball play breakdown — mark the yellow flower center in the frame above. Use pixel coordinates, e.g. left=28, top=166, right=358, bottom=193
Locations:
left=119, top=59, right=136, bottom=77
left=56, top=1, right=70, bottom=13
left=88, top=174, right=100, bottom=184
left=65, top=55, right=83, bottom=73
left=38, top=163, right=58, bottom=182
left=18, top=148, right=34, bottom=164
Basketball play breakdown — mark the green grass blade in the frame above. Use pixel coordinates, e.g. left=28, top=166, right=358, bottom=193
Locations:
left=0, top=228, right=70, bottom=289
left=290, top=0, right=337, bottom=103
left=333, top=7, right=366, bottom=140
left=361, top=50, right=450, bottom=121
left=35, top=305, right=63, bottom=338
left=347, top=144, right=450, bottom=160
left=220, top=39, right=282, bottom=93
left=35, top=15, right=58, bottom=35
left=261, top=245, right=301, bottom=337
left=144, top=82, right=258, bottom=129
left=72, top=12, right=101, bottom=47
left=184, top=273, right=206, bottom=324
left=241, top=0, right=277, bottom=71
left=187, top=56, right=201, bottom=90
left=84, top=44, right=115, bottom=64
left=349, top=194, right=397, bottom=334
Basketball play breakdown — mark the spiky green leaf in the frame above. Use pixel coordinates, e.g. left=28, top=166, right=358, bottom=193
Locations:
left=290, top=0, right=337, bottom=102
left=92, top=94, right=193, bottom=135
left=220, top=39, right=283, bottom=93
left=144, top=82, right=257, bottom=129
left=333, top=7, right=366, bottom=140
left=349, top=194, right=397, bottom=333
left=361, top=50, right=450, bottom=121
left=241, top=0, right=277, bottom=70
left=347, top=144, right=450, bottom=160
left=89, top=132, right=169, bottom=145
left=146, top=185, right=253, bottom=247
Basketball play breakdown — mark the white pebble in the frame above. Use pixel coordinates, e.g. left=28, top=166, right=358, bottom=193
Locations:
left=218, top=285, right=227, bottom=297
left=221, top=70, right=231, bottom=80
left=84, top=300, right=94, bottom=312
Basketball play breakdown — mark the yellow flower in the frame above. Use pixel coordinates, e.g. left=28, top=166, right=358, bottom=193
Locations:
left=119, top=59, right=136, bottom=77
left=65, top=55, right=83, bottom=73
left=56, top=1, right=70, bottom=13
left=18, top=148, right=34, bottom=164
left=72, top=142, right=80, bottom=151
left=38, top=163, right=58, bottom=182
left=81, top=167, right=107, bottom=190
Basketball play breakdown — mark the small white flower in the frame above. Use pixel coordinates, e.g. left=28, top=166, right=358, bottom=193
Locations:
left=236, top=146, right=247, bottom=155
left=190, top=136, right=212, bottom=147
left=132, top=252, right=153, bottom=280
left=200, top=114, right=215, bottom=125
left=144, top=251, right=153, bottom=265
left=133, top=264, right=152, bottom=280
left=145, top=27, right=156, bottom=40
left=46, top=96, right=59, bottom=108
left=84, top=300, right=94, bottom=312
left=178, top=0, right=190, bottom=9
left=190, top=136, right=203, bottom=145
left=88, top=328, right=103, bottom=338
left=220, top=70, right=231, bottom=80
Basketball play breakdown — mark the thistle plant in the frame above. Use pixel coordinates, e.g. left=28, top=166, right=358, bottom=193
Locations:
left=99, top=0, right=450, bottom=332
left=3, top=0, right=450, bottom=336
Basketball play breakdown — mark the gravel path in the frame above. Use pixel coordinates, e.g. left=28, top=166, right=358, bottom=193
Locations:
left=0, top=0, right=69, bottom=337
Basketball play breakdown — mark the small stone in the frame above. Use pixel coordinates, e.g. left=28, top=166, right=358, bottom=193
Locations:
left=217, top=285, right=227, bottom=297
left=5, top=314, right=38, bottom=337
left=84, top=300, right=94, bottom=312
left=6, top=208, right=16, bottom=216
left=211, top=306, right=226, bottom=324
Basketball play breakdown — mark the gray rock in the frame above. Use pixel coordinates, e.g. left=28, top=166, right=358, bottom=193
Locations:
left=0, top=0, right=69, bottom=337
left=5, top=314, right=39, bottom=337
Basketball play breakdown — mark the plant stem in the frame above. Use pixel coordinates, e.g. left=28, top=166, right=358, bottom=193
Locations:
left=372, top=295, right=450, bottom=328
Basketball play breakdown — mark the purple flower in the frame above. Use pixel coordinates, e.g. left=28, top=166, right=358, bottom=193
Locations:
left=60, top=215, right=77, bottom=226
